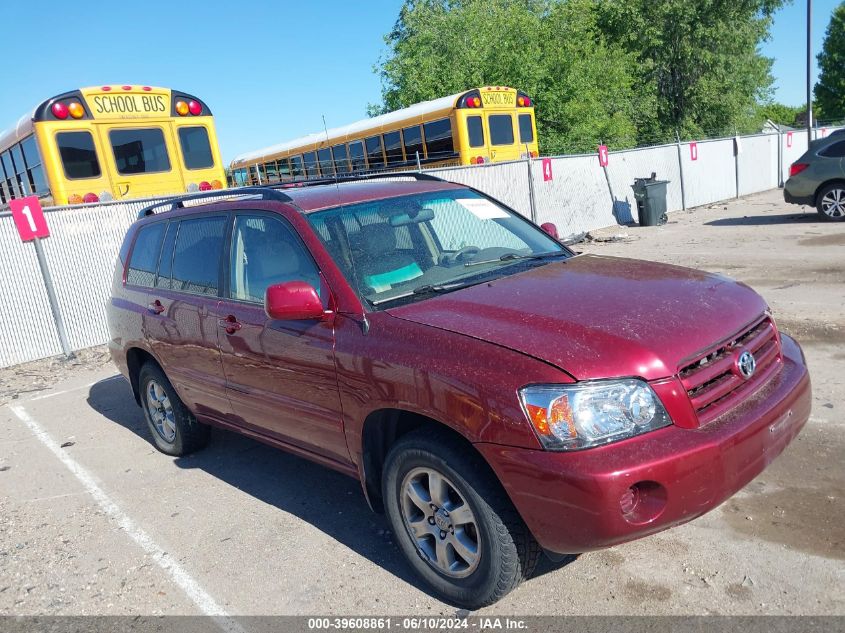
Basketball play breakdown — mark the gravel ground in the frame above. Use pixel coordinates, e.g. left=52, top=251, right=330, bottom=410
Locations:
left=0, top=188, right=843, bottom=619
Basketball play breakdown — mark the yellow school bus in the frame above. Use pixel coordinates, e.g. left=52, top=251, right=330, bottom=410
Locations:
left=0, top=85, right=226, bottom=206
left=230, top=86, right=539, bottom=185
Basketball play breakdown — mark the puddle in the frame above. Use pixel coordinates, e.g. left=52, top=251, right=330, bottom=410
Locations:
left=721, top=426, right=845, bottom=560
left=798, top=233, right=845, bottom=247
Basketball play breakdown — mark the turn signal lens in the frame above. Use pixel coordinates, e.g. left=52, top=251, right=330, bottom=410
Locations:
left=524, top=97, right=532, bottom=106
left=789, top=162, right=809, bottom=177
left=175, top=100, right=189, bottom=116
left=198, top=181, right=212, bottom=191
left=211, top=179, right=223, bottom=190
left=188, top=100, right=202, bottom=115
left=83, top=192, right=99, bottom=203
left=67, top=193, right=83, bottom=204
left=517, top=96, right=525, bottom=106
left=68, top=102, right=84, bottom=119
left=52, top=102, right=69, bottom=119
left=472, top=97, right=481, bottom=107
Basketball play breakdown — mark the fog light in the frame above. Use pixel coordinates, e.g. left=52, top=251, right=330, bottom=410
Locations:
left=619, top=486, right=640, bottom=515
left=619, top=481, right=667, bottom=525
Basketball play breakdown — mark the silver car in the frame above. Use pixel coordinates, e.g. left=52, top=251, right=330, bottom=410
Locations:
left=784, top=131, right=845, bottom=221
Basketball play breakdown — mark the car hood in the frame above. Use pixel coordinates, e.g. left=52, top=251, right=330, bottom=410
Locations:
left=386, top=254, right=767, bottom=381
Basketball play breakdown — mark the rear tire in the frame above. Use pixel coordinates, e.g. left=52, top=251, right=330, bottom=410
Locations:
left=816, top=182, right=845, bottom=221
left=138, top=363, right=209, bottom=456
left=382, top=429, right=540, bottom=609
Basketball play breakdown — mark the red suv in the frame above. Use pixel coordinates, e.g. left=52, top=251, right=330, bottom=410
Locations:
left=108, top=174, right=811, bottom=608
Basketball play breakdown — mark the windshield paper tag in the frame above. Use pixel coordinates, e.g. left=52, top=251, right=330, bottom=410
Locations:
left=457, top=198, right=509, bottom=220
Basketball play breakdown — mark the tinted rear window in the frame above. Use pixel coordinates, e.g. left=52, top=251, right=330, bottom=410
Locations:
left=110, top=128, right=171, bottom=174
left=489, top=115, right=514, bottom=146
left=57, top=131, right=101, bottom=179
left=127, top=222, right=166, bottom=287
left=171, top=216, right=227, bottom=296
left=820, top=140, right=845, bottom=158
left=467, top=116, right=484, bottom=148
left=178, top=126, right=214, bottom=169
left=518, top=114, right=534, bottom=144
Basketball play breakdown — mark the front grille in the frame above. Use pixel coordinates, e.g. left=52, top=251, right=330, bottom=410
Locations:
left=679, top=316, right=782, bottom=425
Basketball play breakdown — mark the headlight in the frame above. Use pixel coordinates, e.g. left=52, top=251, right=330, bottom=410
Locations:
left=518, top=379, right=672, bottom=451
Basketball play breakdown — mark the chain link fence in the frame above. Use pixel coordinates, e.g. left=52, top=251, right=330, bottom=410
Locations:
left=0, top=126, right=840, bottom=368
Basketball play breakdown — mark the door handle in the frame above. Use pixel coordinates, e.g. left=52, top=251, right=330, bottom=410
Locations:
left=218, top=316, right=242, bottom=334
left=148, top=300, right=165, bottom=315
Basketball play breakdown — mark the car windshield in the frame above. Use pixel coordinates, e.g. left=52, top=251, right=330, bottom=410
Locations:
left=307, top=188, right=569, bottom=307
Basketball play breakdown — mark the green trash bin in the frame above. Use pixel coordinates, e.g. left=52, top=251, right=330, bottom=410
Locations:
left=632, top=174, right=669, bottom=226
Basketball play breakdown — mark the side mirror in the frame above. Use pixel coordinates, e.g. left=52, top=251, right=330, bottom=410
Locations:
left=541, top=222, right=559, bottom=239
left=265, top=281, right=325, bottom=321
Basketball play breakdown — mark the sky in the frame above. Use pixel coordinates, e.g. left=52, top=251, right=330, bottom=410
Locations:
left=1, top=0, right=840, bottom=165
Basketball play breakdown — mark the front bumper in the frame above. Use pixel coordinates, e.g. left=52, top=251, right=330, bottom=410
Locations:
left=477, top=334, right=811, bottom=554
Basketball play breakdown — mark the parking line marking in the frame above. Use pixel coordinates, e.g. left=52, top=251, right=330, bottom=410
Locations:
left=9, top=404, right=245, bottom=633
left=28, top=375, right=122, bottom=402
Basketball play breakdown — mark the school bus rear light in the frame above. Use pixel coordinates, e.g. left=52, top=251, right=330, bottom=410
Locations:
left=68, top=102, right=85, bottom=119
left=175, top=101, right=190, bottom=116
left=188, top=100, right=202, bottom=115
left=517, top=96, right=532, bottom=107
left=211, top=180, right=223, bottom=190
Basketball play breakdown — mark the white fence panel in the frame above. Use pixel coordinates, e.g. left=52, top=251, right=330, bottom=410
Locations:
left=532, top=155, right=613, bottom=238
left=605, top=144, right=683, bottom=219
left=782, top=131, right=809, bottom=179
left=681, top=138, right=737, bottom=208
left=738, top=134, right=779, bottom=196
left=0, top=216, right=63, bottom=366
left=427, top=160, right=531, bottom=219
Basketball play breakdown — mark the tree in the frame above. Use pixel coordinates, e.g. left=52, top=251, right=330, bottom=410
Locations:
left=597, top=0, right=784, bottom=139
left=815, top=2, right=845, bottom=120
left=371, top=0, right=641, bottom=153
left=758, top=102, right=803, bottom=127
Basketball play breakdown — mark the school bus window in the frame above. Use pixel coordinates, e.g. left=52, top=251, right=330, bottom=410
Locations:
left=467, top=116, right=484, bottom=148
left=488, top=114, right=514, bottom=146
left=11, top=145, right=29, bottom=194
left=249, top=165, right=261, bottom=184
left=365, top=135, right=385, bottom=169
left=265, top=161, right=279, bottom=182
left=56, top=131, right=101, bottom=179
left=383, top=131, right=403, bottom=166
left=402, top=125, right=423, bottom=160
left=317, top=148, right=334, bottom=176
left=110, top=128, right=171, bottom=175
left=518, top=114, right=534, bottom=144
left=332, top=144, right=349, bottom=174
left=278, top=157, right=292, bottom=178
left=233, top=168, right=248, bottom=186
left=303, top=151, right=318, bottom=177
left=178, top=126, right=215, bottom=170
left=423, top=119, right=455, bottom=159
left=21, top=136, right=48, bottom=194
left=349, top=141, right=366, bottom=171
left=257, top=163, right=267, bottom=182
left=290, top=155, right=304, bottom=177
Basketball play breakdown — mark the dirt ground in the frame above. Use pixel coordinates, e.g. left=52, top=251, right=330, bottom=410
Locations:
left=0, top=188, right=843, bottom=619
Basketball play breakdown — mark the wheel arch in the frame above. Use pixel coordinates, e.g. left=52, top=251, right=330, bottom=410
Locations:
left=125, top=346, right=164, bottom=406
left=358, top=408, right=498, bottom=514
left=813, top=178, right=845, bottom=206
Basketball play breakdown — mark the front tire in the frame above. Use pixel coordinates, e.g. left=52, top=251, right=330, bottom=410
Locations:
left=138, top=363, right=209, bottom=456
left=816, top=183, right=845, bottom=221
left=382, top=429, right=540, bottom=608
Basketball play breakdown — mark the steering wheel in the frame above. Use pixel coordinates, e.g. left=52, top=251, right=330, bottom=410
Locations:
left=440, top=246, right=480, bottom=266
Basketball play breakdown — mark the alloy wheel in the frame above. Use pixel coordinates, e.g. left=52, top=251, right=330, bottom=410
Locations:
left=145, top=380, right=176, bottom=443
left=820, top=187, right=845, bottom=218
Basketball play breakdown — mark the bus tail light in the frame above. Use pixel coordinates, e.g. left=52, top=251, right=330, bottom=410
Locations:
left=52, top=103, right=69, bottom=119
left=188, top=100, right=202, bottom=115
left=211, top=180, right=223, bottom=190
left=517, top=91, right=533, bottom=107
left=530, top=150, right=538, bottom=158
left=68, top=193, right=83, bottom=204
left=187, top=183, right=199, bottom=192
left=198, top=181, right=212, bottom=191
left=175, top=101, right=189, bottom=116
left=68, top=102, right=85, bottom=119
left=83, top=192, right=99, bottom=203
left=99, top=191, right=114, bottom=201
left=470, top=156, right=488, bottom=165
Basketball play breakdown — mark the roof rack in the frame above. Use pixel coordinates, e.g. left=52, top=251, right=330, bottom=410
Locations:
left=137, top=171, right=448, bottom=219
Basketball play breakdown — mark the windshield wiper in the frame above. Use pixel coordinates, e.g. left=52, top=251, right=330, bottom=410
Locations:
left=370, top=280, right=479, bottom=306
left=464, top=250, right=568, bottom=267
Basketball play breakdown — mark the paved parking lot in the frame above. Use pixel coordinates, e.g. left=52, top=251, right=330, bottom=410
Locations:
left=1, top=189, right=843, bottom=617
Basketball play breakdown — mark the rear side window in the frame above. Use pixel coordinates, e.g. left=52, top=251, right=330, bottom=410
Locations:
left=57, top=131, right=101, bottom=179
left=384, top=131, right=403, bottom=166
left=110, top=128, right=171, bottom=174
left=467, top=116, right=484, bottom=148
left=819, top=140, right=845, bottom=158
left=156, top=221, right=178, bottom=289
left=365, top=136, right=385, bottom=169
left=518, top=114, right=534, bottom=144
left=423, top=119, right=455, bottom=159
left=489, top=115, right=514, bottom=146
left=171, top=216, right=227, bottom=296
left=127, top=222, right=166, bottom=287
left=177, top=126, right=214, bottom=169
left=349, top=141, right=366, bottom=171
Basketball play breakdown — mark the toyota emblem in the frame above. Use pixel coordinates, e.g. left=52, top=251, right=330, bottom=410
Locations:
left=737, top=350, right=756, bottom=379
